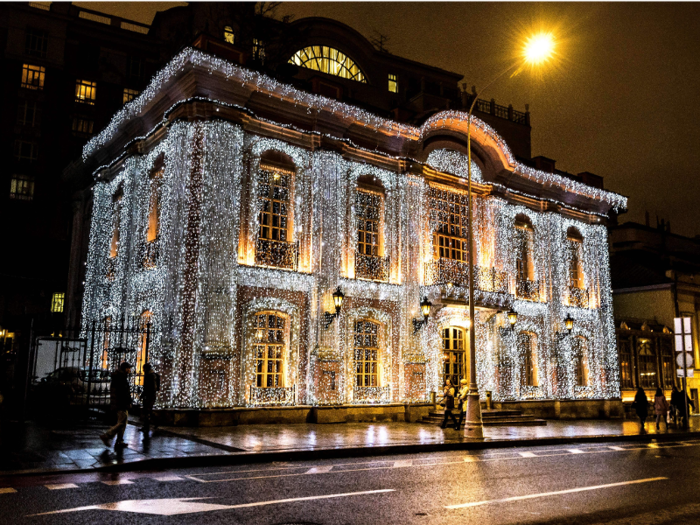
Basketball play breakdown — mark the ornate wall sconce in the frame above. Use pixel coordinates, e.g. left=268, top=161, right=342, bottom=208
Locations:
left=322, top=286, right=345, bottom=329
left=412, top=297, right=432, bottom=334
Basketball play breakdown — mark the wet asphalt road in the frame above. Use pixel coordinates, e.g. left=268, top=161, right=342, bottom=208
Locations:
left=3, top=438, right=700, bottom=525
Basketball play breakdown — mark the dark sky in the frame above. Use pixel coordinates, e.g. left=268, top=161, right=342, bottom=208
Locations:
left=78, top=2, right=700, bottom=236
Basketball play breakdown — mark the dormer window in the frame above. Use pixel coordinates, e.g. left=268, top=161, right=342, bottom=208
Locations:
left=289, top=46, right=366, bottom=83
left=224, top=25, right=235, bottom=45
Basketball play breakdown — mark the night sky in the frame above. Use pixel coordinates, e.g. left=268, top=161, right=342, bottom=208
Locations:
left=78, top=2, right=700, bottom=236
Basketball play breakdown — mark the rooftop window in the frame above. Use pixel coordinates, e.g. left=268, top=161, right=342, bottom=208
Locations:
left=289, top=46, right=366, bottom=83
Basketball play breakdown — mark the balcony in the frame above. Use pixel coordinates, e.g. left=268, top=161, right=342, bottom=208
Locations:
left=424, top=259, right=509, bottom=294
left=516, top=279, right=541, bottom=301
left=353, top=385, right=391, bottom=404
left=141, top=239, right=159, bottom=269
left=249, top=384, right=296, bottom=406
left=255, top=238, right=298, bottom=271
left=106, top=257, right=117, bottom=281
left=566, top=286, right=589, bottom=308
left=355, top=252, right=390, bottom=282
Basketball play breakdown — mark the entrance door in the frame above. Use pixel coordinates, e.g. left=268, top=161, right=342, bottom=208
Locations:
left=442, top=326, right=466, bottom=387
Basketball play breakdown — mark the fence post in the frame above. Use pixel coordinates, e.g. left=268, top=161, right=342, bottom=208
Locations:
left=86, top=320, right=96, bottom=414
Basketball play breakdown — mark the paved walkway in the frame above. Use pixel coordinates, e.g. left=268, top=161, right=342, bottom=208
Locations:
left=1, top=417, right=699, bottom=476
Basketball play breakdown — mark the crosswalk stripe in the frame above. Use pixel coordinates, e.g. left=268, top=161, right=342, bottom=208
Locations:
left=46, top=484, right=78, bottom=490
left=608, top=446, right=624, bottom=451
left=519, top=452, right=537, bottom=458
left=393, top=460, right=413, bottom=468
left=102, top=480, right=134, bottom=486
left=568, top=449, right=584, bottom=454
left=0, top=488, right=17, bottom=494
left=463, top=456, right=478, bottom=462
left=305, top=466, right=333, bottom=474
left=154, top=475, right=184, bottom=482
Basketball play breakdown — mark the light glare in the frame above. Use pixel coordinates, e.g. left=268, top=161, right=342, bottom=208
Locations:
left=523, top=32, right=555, bottom=65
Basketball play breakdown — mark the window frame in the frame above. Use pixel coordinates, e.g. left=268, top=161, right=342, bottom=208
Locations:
left=25, top=28, right=48, bottom=58
left=253, top=311, right=287, bottom=388
left=223, top=25, right=235, bottom=44
left=354, top=319, right=380, bottom=387
left=21, top=64, right=45, bottom=90
left=9, top=174, right=35, bottom=201
left=388, top=73, right=398, bottom=93
left=289, top=45, right=367, bottom=83
left=75, top=79, right=97, bottom=105
left=123, top=88, right=138, bottom=104
left=430, top=187, right=470, bottom=262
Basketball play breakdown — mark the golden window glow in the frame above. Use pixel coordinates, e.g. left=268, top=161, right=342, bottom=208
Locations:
left=637, top=338, right=656, bottom=389
left=147, top=167, right=163, bottom=243
left=519, top=332, right=538, bottom=387
left=289, top=46, right=366, bottom=83
left=136, top=310, right=152, bottom=385
left=253, top=312, right=286, bottom=388
left=21, top=64, right=45, bottom=90
left=75, top=79, right=96, bottom=104
left=388, top=73, right=398, bottom=93
left=515, top=220, right=534, bottom=281
left=431, top=188, right=469, bottom=262
left=442, top=327, right=466, bottom=386
left=253, top=38, right=265, bottom=62
left=102, top=316, right=111, bottom=369
left=10, top=175, right=35, bottom=201
left=356, top=190, right=381, bottom=256
left=109, top=193, right=122, bottom=258
left=258, top=167, right=291, bottom=242
left=568, top=238, right=583, bottom=288
left=574, top=336, right=590, bottom=387
left=50, top=293, right=64, bottom=313
left=224, top=26, right=235, bottom=44
left=354, top=320, right=379, bottom=387
left=123, top=88, right=138, bottom=104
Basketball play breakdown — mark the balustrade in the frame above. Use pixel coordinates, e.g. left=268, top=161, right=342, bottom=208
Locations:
left=255, top=238, right=299, bottom=270
left=249, top=384, right=296, bottom=406
left=424, top=259, right=509, bottom=294
left=355, top=252, right=390, bottom=282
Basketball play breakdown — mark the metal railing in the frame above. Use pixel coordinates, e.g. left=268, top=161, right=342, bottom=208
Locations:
left=355, top=252, right=390, bottom=282
left=566, top=286, right=589, bottom=308
left=255, top=238, right=299, bottom=270
left=249, top=384, right=296, bottom=406
left=353, top=385, right=391, bottom=404
left=472, top=97, right=528, bottom=125
left=424, top=259, right=509, bottom=294
left=516, top=279, right=541, bottom=301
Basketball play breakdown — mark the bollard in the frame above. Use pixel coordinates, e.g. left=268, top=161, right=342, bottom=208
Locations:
left=485, top=390, right=492, bottom=410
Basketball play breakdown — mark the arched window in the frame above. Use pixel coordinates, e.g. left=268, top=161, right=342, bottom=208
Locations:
left=354, top=320, right=380, bottom=387
left=637, top=338, right=656, bottom=388
left=289, top=46, right=367, bottom=83
left=573, top=336, right=589, bottom=387
left=355, top=176, right=388, bottom=282
left=144, top=156, right=164, bottom=268
left=255, top=152, right=297, bottom=270
left=109, top=189, right=123, bottom=259
left=136, top=310, right=152, bottom=386
left=515, top=214, right=537, bottom=300
left=442, top=326, right=466, bottom=386
left=223, top=25, right=235, bottom=44
left=253, top=312, right=286, bottom=388
left=566, top=227, right=587, bottom=307
left=518, top=331, right=538, bottom=387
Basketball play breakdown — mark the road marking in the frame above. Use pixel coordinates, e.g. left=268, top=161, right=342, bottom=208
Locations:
left=102, top=480, right=134, bottom=486
left=46, top=484, right=78, bottom=490
left=306, top=466, right=333, bottom=474
left=519, top=452, right=537, bottom=458
left=31, top=490, right=396, bottom=516
left=463, top=456, right=477, bottom=462
left=154, top=475, right=185, bottom=482
left=648, top=443, right=660, bottom=448
left=446, top=477, right=668, bottom=509
left=608, top=446, right=624, bottom=451
left=394, top=460, right=413, bottom=468
left=567, top=449, right=584, bottom=454
left=0, top=488, right=17, bottom=494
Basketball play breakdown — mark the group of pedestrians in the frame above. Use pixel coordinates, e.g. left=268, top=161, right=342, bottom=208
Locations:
left=99, top=361, right=160, bottom=450
left=632, top=385, right=694, bottom=434
left=439, top=378, right=469, bottom=430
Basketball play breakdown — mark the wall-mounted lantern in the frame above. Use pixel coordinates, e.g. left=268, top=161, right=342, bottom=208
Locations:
left=322, top=286, right=345, bottom=329
left=412, top=297, right=432, bottom=334
left=507, top=309, right=518, bottom=329
left=556, top=314, right=575, bottom=341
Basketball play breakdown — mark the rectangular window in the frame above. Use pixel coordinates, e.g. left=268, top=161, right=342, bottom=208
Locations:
left=224, top=26, right=235, bottom=44
left=21, top=64, right=45, bottom=90
left=354, top=320, right=379, bottom=387
left=430, top=187, right=469, bottom=262
left=72, top=117, right=94, bottom=135
left=50, top=293, right=65, bottom=313
left=14, top=140, right=38, bottom=162
left=123, top=88, right=138, bottom=104
left=388, top=73, right=398, bottom=93
left=254, top=313, right=286, bottom=388
left=10, top=175, right=35, bottom=201
left=258, top=167, right=290, bottom=242
left=356, top=190, right=381, bottom=256
left=127, top=56, right=143, bottom=80
left=25, top=28, right=48, bottom=58
left=17, top=100, right=41, bottom=127
left=75, top=79, right=97, bottom=104
left=253, top=38, right=265, bottom=63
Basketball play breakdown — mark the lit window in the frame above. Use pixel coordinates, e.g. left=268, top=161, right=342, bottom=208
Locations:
left=430, top=187, right=469, bottom=262
left=10, top=175, right=35, bottom=201
left=75, top=79, right=96, bottom=104
left=50, top=293, right=65, bottom=313
left=356, top=190, right=381, bottom=257
left=442, top=327, right=466, bottom=386
left=14, top=140, right=38, bottom=162
left=224, top=25, right=235, bottom=44
left=17, top=100, right=40, bottom=127
left=354, top=320, right=379, bottom=387
left=127, top=56, right=143, bottom=79
left=253, top=38, right=265, bottom=63
left=72, top=116, right=94, bottom=135
left=25, top=28, right=48, bottom=58
left=253, top=312, right=286, bottom=388
left=21, top=64, right=45, bottom=90
left=388, top=73, right=398, bottom=93
left=258, top=166, right=291, bottom=242
left=135, top=310, right=152, bottom=385
left=289, top=46, right=366, bottom=83
left=573, top=336, right=590, bottom=387
left=518, top=332, right=539, bottom=388
left=109, top=192, right=123, bottom=259
left=123, top=88, right=138, bottom=104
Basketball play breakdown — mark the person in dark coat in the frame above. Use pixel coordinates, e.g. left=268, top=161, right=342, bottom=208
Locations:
left=440, top=379, right=459, bottom=430
left=633, top=387, right=649, bottom=434
left=140, top=363, right=159, bottom=435
left=671, top=385, right=695, bottom=428
left=100, top=362, right=133, bottom=449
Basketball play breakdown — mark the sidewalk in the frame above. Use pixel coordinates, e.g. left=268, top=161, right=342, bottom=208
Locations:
left=1, top=417, right=699, bottom=477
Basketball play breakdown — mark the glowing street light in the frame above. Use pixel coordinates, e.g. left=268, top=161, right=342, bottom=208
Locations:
left=462, top=29, right=557, bottom=439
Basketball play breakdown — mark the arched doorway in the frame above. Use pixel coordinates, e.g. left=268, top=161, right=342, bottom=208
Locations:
left=442, top=326, right=467, bottom=387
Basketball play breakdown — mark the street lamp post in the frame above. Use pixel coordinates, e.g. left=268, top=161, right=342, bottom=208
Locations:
left=463, top=32, right=556, bottom=439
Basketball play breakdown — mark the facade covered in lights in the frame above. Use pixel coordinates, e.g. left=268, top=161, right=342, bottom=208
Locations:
left=72, top=22, right=627, bottom=417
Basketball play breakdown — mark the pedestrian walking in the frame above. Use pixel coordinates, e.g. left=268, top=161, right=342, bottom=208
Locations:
left=672, top=385, right=695, bottom=428
left=440, top=379, right=459, bottom=430
left=633, top=387, right=649, bottom=434
left=140, top=362, right=160, bottom=435
left=455, top=379, right=469, bottom=430
left=100, top=362, right=133, bottom=449
left=654, top=387, right=669, bottom=432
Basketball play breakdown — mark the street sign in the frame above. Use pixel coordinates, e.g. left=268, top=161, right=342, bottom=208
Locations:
left=677, top=369, right=695, bottom=377
left=674, top=317, right=693, bottom=352
left=677, top=352, right=694, bottom=369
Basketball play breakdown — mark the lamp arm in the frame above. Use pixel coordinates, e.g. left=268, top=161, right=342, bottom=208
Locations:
left=468, top=61, right=522, bottom=117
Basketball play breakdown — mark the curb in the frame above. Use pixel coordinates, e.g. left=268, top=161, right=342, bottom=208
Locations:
left=3, top=430, right=700, bottom=478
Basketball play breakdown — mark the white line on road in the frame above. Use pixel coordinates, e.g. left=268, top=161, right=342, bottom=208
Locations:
left=394, top=460, right=413, bottom=467
left=446, top=477, right=668, bottom=509
left=519, top=452, right=537, bottom=458
left=154, top=476, right=185, bottom=482
left=567, top=449, right=584, bottom=454
left=305, top=466, right=334, bottom=474
left=608, top=446, right=625, bottom=451
left=46, top=484, right=78, bottom=490
left=0, top=488, right=17, bottom=494
left=102, top=480, right=134, bottom=486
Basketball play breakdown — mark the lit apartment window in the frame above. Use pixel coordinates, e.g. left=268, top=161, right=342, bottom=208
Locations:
left=127, top=56, right=143, bottom=80
left=388, top=73, right=398, bottom=93
left=430, top=188, right=469, bottom=262
left=123, top=88, right=138, bottom=104
left=224, top=25, right=235, bottom=44
left=17, top=100, right=40, bottom=127
left=72, top=117, right=94, bottom=135
left=25, top=28, right=48, bottom=58
left=50, top=293, right=65, bottom=313
left=356, top=190, right=381, bottom=257
left=354, top=320, right=379, bottom=387
left=253, top=38, right=265, bottom=63
left=21, top=64, right=45, bottom=90
left=75, top=79, right=97, bottom=105
left=253, top=312, right=286, bottom=388
left=14, top=140, right=38, bottom=162
left=10, top=175, right=35, bottom=201
left=289, top=46, right=366, bottom=83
